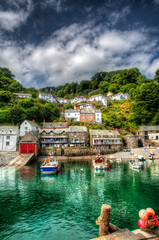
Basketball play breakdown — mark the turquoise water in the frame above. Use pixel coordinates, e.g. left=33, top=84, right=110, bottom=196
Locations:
left=0, top=161, right=159, bottom=240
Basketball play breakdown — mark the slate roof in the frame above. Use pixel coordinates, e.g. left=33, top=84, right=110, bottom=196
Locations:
left=40, top=128, right=69, bottom=134
left=89, top=129, right=120, bottom=136
left=0, top=126, right=19, bottom=135
left=26, top=120, right=40, bottom=127
left=43, top=122, right=68, bottom=128
left=68, top=126, right=87, bottom=132
left=139, top=125, right=159, bottom=131
left=80, top=109, right=95, bottom=114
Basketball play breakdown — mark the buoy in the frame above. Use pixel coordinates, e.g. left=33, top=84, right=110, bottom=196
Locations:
left=107, top=165, right=110, bottom=168
left=139, top=210, right=148, bottom=220
left=91, top=162, right=93, bottom=164
left=146, top=208, right=155, bottom=218
left=138, top=219, right=146, bottom=228
left=139, top=209, right=146, bottom=219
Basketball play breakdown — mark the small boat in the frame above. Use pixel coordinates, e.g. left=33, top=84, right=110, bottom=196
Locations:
left=116, top=157, right=122, bottom=163
left=92, top=156, right=110, bottom=171
left=40, top=156, right=60, bottom=175
left=148, top=152, right=155, bottom=160
left=138, top=155, right=146, bottom=162
left=129, top=159, right=141, bottom=169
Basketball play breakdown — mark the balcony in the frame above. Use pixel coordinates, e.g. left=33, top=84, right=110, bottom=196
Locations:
left=41, top=140, right=68, bottom=144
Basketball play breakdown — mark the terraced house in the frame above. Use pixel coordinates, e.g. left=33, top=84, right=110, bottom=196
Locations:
left=89, top=129, right=122, bottom=151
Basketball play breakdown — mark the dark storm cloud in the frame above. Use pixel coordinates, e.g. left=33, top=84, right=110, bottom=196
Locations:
left=0, top=0, right=159, bottom=88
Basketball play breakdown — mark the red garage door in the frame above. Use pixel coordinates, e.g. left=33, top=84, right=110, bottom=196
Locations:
left=20, top=143, right=35, bottom=154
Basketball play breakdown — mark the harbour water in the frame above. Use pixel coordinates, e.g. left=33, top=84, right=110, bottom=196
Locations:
left=0, top=161, right=159, bottom=240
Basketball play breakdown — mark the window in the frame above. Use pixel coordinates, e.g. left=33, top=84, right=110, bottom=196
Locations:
left=71, top=138, right=74, bottom=143
left=6, top=136, right=10, bottom=139
left=6, top=142, right=10, bottom=146
left=9, top=130, right=13, bottom=133
left=25, top=127, right=28, bottom=130
left=25, top=122, right=27, bottom=124
left=90, top=117, right=92, bottom=119
left=77, top=132, right=79, bottom=136
left=71, top=132, right=74, bottom=136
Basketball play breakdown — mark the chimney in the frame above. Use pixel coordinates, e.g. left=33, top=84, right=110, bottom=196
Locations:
left=53, top=126, right=55, bottom=129
left=16, top=123, right=18, bottom=126
left=40, top=126, right=43, bottom=129
left=43, top=119, right=45, bottom=123
left=89, top=126, right=91, bottom=130
left=84, top=123, right=86, bottom=127
left=32, top=120, right=35, bottom=122
left=66, top=122, right=68, bottom=128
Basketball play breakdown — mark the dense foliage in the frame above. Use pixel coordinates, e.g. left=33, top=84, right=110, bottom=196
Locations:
left=0, top=66, right=159, bottom=130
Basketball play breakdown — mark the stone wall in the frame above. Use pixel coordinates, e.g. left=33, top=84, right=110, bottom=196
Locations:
left=125, top=135, right=145, bottom=149
left=0, top=151, right=19, bottom=166
left=39, top=144, right=122, bottom=156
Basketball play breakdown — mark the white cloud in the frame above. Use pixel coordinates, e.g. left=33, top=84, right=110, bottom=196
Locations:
left=0, top=0, right=33, bottom=31
left=108, top=6, right=131, bottom=26
left=154, top=0, right=159, bottom=3
left=0, top=22, right=158, bottom=88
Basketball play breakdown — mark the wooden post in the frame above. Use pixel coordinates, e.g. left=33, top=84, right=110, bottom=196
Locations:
left=98, top=204, right=111, bottom=237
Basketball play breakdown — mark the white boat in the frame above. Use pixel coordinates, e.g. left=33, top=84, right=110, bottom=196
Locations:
left=116, top=157, right=122, bottom=163
left=129, top=159, right=141, bottom=169
left=92, top=156, right=110, bottom=170
left=138, top=155, right=146, bottom=162
left=148, top=152, right=155, bottom=160
left=40, top=156, right=60, bottom=175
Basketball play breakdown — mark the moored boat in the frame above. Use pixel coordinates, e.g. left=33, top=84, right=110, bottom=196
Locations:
left=92, top=155, right=110, bottom=170
left=148, top=152, right=155, bottom=160
left=138, top=155, right=146, bottom=162
left=40, top=156, right=60, bottom=175
left=129, top=159, right=141, bottom=169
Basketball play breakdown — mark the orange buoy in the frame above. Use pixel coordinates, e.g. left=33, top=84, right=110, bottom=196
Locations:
left=139, top=210, right=148, bottom=220
left=146, top=208, right=155, bottom=218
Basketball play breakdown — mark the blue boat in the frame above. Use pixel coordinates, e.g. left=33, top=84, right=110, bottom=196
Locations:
left=40, top=156, right=60, bottom=175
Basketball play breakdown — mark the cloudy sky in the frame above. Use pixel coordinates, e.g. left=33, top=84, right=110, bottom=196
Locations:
left=0, top=0, right=159, bottom=88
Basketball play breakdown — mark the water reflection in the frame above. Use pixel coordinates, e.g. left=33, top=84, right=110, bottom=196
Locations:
left=0, top=161, right=159, bottom=240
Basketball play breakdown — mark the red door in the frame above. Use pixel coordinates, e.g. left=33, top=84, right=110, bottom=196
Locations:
left=20, top=143, right=35, bottom=154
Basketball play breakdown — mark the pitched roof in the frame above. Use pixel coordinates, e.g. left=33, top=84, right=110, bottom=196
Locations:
left=139, top=125, right=159, bottom=131
left=68, top=126, right=87, bottom=132
left=40, top=128, right=69, bottom=134
left=26, top=120, right=40, bottom=127
left=0, top=126, right=19, bottom=134
left=80, top=109, right=95, bottom=113
left=89, top=129, right=120, bottom=136
left=43, top=122, right=68, bottom=128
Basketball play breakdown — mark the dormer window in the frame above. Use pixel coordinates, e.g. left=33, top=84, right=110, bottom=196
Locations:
left=25, top=121, right=27, bottom=124
left=1, top=129, right=5, bottom=133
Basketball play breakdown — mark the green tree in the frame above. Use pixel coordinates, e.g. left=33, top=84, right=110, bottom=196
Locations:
left=10, top=105, right=26, bottom=124
left=8, top=81, right=22, bottom=92
left=154, top=69, right=159, bottom=83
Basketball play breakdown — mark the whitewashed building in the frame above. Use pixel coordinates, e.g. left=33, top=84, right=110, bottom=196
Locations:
left=65, top=109, right=80, bottom=122
left=70, top=96, right=87, bottom=104
left=138, top=126, right=159, bottom=141
left=89, top=129, right=122, bottom=147
left=0, top=126, right=19, bottom=151
left=38, top=91, right=57, bottom=103
left=20, top=120, right=40, bottom=136
left=89, top=94, right=107, bottom=106
left=56, top=98, right=70, bottom=104
left=111, top=93, right=129, bottom=101
left=95, top=110, right=102, bottom=123
left=14, top=93, right=32, bottom=98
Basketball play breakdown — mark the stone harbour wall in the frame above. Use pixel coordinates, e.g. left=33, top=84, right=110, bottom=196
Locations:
left=39, top=144, right=122, bottom=156
left=125, top=135, right=145, bottom=149
left=0, top=151, right=19, bottom=166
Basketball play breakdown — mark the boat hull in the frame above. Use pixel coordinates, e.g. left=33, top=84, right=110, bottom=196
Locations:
left=40, top=166, right=59, bottom=174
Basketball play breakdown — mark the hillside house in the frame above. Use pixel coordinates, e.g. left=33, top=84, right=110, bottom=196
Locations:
left=89, top=129, right=122, bottom=150
left=0, top=126, right=19, bottom=151
left=70, top=96, right=87, bottom=104
left=68, top=126, right=87, bottom=147
left=89, top=94, right=107, bottom=106
left=138, top=126, right=159, bottom=141
left=111, top=93, right=129, bottom=101
left=65, top=109, right=102, bottom=124
left=20, top=120, right=40, bottom=136
left=39, top=128, right=69, bottom=148
left=74, top=102, right=94, bottom=110
left=43, top=121, right=68, bottom=129
left=38, top=91, right=57, bottom=103
left=14, top=93, right=32, bottom=98
left=56, top=98, right=70, bottom=104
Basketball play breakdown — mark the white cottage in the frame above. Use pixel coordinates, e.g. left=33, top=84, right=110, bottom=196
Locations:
left=89, top=94, right=107, bottom=106
left=20, top=120, right=40, bottom=136
left=38, top=91, right=57, bottom=103
left=70, top=96, right=87, bottom=104
left=0, top=126, right=19, bottom=151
